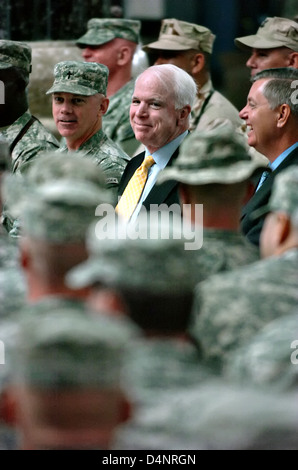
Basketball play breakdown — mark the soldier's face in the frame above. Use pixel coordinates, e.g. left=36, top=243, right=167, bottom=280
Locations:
left=152, top=50, right=195, bottom=75
left=52, top=92, right=108, bottom=148
left=130, top=70, right=186, bottom=154
left=246, top=47, right=295, bottom=77
left=81, top=40, right=120, bottom=75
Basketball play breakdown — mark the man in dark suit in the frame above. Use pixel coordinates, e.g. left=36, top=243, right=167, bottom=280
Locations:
left=116, top=63, right=197, bottom=222
left=239, top=67, right=298, bottom=246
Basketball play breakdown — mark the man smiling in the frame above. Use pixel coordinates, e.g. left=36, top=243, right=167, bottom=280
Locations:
left=239, top=67, right=298, bottom=246
left=116, top=64, right=197, bottom=222
left=46, top=61, right=130, bottom=199
left=235, top=17, right=298, bottom=78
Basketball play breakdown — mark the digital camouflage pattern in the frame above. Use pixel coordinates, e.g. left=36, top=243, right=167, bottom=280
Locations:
left=0, top=40, right=32, bottom=73
left=19, top=178, right=110, bottom=243
left=143, top=18, right=215, bottom=53
left=102, top=79, right=140, bottom=156
left=66, top=215, right=201, bottom=294
left=58, top=128, right=130, bottom=198
left=3, top=150, right=112, bottom=239
left=114, top=380, right=298, bottom=450
left=224, top=311, right=298, bottom=392
left=76, top=18, right=141, bottom=47
left=194, top=229, right=259, bottom=278
left=0, top=267, right=26, bottom=321
left=0, top=226, right=19, bottom=269
left=122, top=338, right=213, bottom=405
left=235, top=16, right=298, bottom=51
left=46, top=60, right=109, bottom=96
left=0, top=111, right=59, bottom=174
left=158, top=124, right=267, bottom=185
left=12, top=301, right=139, bottom=389
left=190, top=248, right=298, bottom=370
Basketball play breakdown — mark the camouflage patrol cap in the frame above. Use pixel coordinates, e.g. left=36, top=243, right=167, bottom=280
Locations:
left=46, top=60, right=109, bottom=96
left=13, top=309, right=139, bottom=389
left=157, top=126, right=268, bottom=186
left=0, top=39, right=32, bottom=73
left=142, top=18, right=215, bottom=54
left=251, top=165, right=298, bottom=220
left=76, top=18, right=141, bottom=47
left=235, top=17, right=298, bottom=52
left=66, top=214, right=201, bottom=293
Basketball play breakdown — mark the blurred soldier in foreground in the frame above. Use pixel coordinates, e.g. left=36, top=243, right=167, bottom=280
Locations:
left=47, top=60, right=131, bottom=201
left=76, top=18, right=142, bottom=156
left=158, top=125, right=267, bottom=276
left=190, top=165, right=298, bottom=371
left=235, top=16, right=298, bottom=77
left=0, top=153, right=113, bottom=448
left=0, top=138, right=26, bottom=324
left=143, top=19, right=242, bottom=132
left=66, top=216, right=215, bottom=443
left=0, top=40, right=59, bottom=174
left=6, top=309, right=137, bottom=450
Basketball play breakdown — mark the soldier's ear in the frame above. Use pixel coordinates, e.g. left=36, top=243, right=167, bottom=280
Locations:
left=191, top=53, right=205, bottom=75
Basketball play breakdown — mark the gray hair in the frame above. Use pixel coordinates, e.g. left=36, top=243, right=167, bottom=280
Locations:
left=135, top=63, right=197, bottom=109
left=252, top=67, right=298, bottom=118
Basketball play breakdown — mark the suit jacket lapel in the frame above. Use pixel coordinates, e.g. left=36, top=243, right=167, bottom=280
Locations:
left=143, top=146, right=180, bottom=208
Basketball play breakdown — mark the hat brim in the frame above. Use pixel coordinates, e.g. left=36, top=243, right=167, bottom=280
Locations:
left=234, top=35, right=290, bottom=51
left=142, top=39, right=191, bottom=52
left=157, top=160, right=267, bottom=186
left=46, top=83, right=98, bottom=96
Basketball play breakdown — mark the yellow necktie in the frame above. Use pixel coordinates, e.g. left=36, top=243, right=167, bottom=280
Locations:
left=116, top=155, right=155, bottom=220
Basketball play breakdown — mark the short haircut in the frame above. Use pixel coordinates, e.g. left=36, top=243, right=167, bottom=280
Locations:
left=252, top=67, right=298, bottom=118
left=135, top=63, right=197, bottom=109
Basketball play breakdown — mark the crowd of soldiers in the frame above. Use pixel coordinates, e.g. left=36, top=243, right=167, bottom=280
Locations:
left=0, top=13, right=298, bottom=450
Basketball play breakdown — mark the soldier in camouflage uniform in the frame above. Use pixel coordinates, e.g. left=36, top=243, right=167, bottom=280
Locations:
left=0, top=40, right=59, bottom=174
left=189, top=166, right=298, bottom=371
left=234, top=16, right=298, bottom=78
left=0, top=156, right=114, bottom=448
left=224, top=311, right=298, bottom=392
left=76, top=19, right=141, bottom=156
left=157, top=125, right=267, bottom=277
left=142, top=18, right=242, bottom=133
left=67, top=215, right=215, bottom=412
left=113, top=379, right=298, bottom=450
left=47, top=60, right=131, bottom=202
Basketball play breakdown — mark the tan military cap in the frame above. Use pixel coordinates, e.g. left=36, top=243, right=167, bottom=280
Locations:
left=235, top=17, right=298, bottom=51
left=142, top=18, right=215, bottom=54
